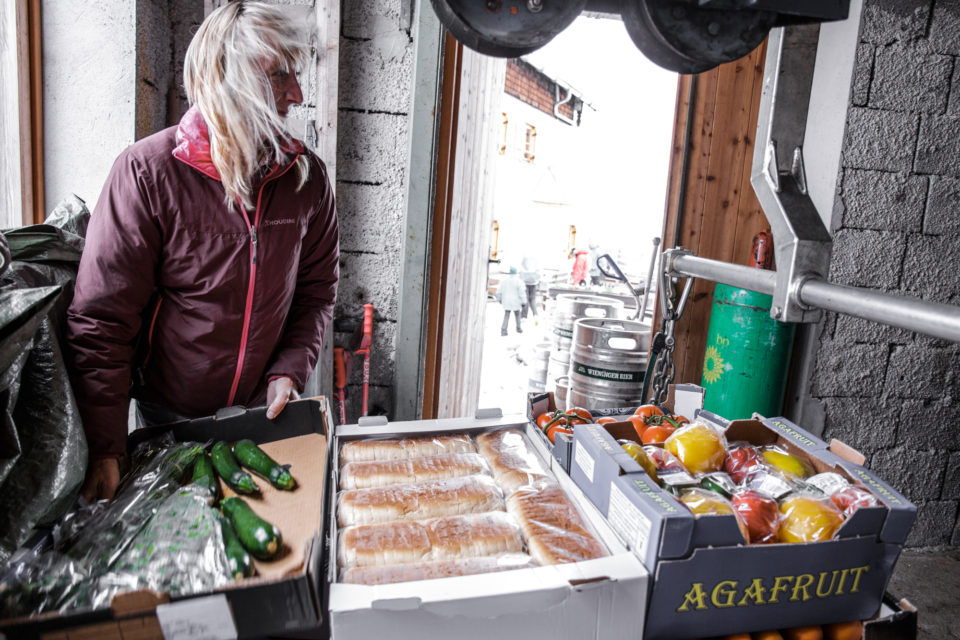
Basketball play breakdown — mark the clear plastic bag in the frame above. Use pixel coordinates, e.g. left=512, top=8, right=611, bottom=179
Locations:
left=336, top=474, right=504, bottom=527
left=475, top=429, right=552, bottom=494
left=677, top=488, right=750, bottom=543
left=339, top=434, right=476, bottom=465
left=0, top=438, right=229, bottom=618
left=662, top=422, right=728, bottom=474
left=505, top=485, right=607, bottom=566
left=338, top=511, right=523, bottom=569
left=339, top=452, right=489, bottom=491
left=778, top=494, right=845, bottom=543
left=722, top=442, right=765, bottom=484
left=731, top=489, right=782, bottom=544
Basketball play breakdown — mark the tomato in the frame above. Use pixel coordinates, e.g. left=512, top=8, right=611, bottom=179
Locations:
left=671, top=415, right=690, bottom=426
left=640, top=425, right=675, bottom=445
left=546, top=424, right=573, bottom=445
left=731, top=490, right=781, bottom=544
left=627, top=415, right=648, bottom=439
left=633, top=404, right=664, bottom=419
left=595, top=416, right=618, bottom=425
left=535, top=413, right=555, bottom=431
left=566, top=407, right=593, bottom=425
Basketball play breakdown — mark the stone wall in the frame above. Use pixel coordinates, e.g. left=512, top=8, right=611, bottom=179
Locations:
left=333, top=1, right=414, bottom=420
left=809, top=0, right=960, bottom=547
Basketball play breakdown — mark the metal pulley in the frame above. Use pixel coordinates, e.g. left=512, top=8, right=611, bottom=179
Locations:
left=620, top=0, right=775, bottom=74
left=430, top=0, right=850, bottom=74
left=429, top=0, right=588, bottom=57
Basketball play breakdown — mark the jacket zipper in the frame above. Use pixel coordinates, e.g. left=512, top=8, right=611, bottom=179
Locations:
left=225, top=157, right=299, bottom=406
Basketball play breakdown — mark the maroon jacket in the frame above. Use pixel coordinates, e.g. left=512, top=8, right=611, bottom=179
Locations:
left=67, top=107, right=339, bottom=458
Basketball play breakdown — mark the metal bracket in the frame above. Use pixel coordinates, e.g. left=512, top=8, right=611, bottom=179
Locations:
left=751, top=25, right=831, bottom=323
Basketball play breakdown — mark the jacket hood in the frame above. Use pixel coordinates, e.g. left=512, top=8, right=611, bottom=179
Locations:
left=172, top=106, right=306, bottom=181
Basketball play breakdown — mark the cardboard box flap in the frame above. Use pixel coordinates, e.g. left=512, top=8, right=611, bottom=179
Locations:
left=129, top=397, right=329, bottom=447
left=758, top=416, right=828, bottom=451
left=694, top=408, right=731, bottom=430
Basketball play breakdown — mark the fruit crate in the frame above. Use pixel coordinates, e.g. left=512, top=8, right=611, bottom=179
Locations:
left=569, top=413, right=916, bottom=640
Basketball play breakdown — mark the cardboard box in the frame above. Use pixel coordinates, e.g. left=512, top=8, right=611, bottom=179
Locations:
left=579, top=414, right=916, bottom=639
left=526, top=385, right=704, bottom=474
left=326, top=414, right=649, bottom=640
left=0, top=398, right=331, bottom=640
left=568, top=385, right=705, bottom=515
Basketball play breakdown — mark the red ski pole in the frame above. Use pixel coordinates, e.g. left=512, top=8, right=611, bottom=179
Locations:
left=355, top=304, right=374, bottom=417
left=333, top=347, right=347, bottom=424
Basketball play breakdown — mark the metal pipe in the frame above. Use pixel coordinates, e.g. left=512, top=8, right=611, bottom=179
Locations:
left=640, top=237, right=661, bottom=320
left=668, top=250, right=960, bottom=343
left=798, top=280, right=960, bottom=344
left=670, top=252, right=776, bottom=295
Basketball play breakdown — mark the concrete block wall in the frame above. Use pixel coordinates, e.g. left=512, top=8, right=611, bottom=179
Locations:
left=809, top=0, right=960, bottom=547
left=333, top=1, right=414, bottom=420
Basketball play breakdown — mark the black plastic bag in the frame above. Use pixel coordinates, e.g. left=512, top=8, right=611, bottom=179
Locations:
left=0, top=195, right=90, bottom=563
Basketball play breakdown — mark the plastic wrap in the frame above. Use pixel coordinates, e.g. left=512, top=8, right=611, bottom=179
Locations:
left=723, top=442, right=765, bottom=484
left=475, top=429, right=552, bottom=494
left=760, top=446, right=815, bottom=479
left=778, top=495, right=845, bottom=543
left=338, top=511, right=523, bottom=569
left=742, top=468, right=798, bottom=500
left=337, top=474, right=504, bottom=527
left=0, top=196, right=90, bottom=563
left=505, top=485, right=607, bottom=566
left=339, top=434, right=476, bottom=465
left=807, top=472, right=879, bottom=516
left=339, top=452, right=489, bottom=491
left=731, top=489, right=782, bottom=544
left=678, top=488, right=749, bottom=542
left=617, top=440, right=657, bottom=481
left=643, top=445, right=687, bottom=472
left=341, top=553, right=537, bottom=585
left=0, top=439, right=214, bottom=618
left=663, top=422, right=728, bottom=474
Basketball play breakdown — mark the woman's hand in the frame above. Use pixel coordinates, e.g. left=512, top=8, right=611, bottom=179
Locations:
left=81, top=457, right=120, bottom=502
left=266, top=376, right=300, bottom=419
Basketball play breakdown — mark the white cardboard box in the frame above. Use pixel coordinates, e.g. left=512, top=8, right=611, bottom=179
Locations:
left=327, top=414, right=649, bottom=640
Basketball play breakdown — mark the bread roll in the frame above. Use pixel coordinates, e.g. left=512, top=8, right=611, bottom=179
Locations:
left=339, top=512, right=523, bottom=568
left=337, top=474, right=504, bottom=527
left=506, top=485, right=607, bottom=566
left=475, top=429, right=552, bottom=493
left=341, top=553, right=537, bottom=585
left=339, top=452, right=489, bottom=490
left=340, top=435, right=476, bottom=465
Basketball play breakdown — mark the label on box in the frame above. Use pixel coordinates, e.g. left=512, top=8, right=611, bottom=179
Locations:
left=608, top=481, right=652, bottom=560
left=574, top=442, right=595, bottom=483
left=156, top=594, right=237, bottom=640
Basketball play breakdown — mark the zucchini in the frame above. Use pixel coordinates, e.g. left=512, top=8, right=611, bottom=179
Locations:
left=221, top=497, right=282, bottom=560
left=233, top=439, right=297, bottom=490
left=191, top=451, right=219, bottom=499
left=219, top=514, right=255, bottom=579
left=211, top=441, right=259, bottom=494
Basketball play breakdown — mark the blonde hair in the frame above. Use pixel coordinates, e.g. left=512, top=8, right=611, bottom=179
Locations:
left=184, top=1, right=311, bottom=209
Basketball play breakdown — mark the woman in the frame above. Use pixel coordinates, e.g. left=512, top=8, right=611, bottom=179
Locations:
left=67, top=2, right=339, bottom=501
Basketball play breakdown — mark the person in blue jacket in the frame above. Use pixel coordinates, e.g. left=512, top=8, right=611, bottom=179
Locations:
left=496, top=267, right=526, bottom=336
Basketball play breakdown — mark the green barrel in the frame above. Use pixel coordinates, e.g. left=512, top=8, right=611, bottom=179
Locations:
left=700, top=284, right=795, bottom=420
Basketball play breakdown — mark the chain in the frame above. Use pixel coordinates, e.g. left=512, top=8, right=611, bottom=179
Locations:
left=648, top=262, right=694, bottom=408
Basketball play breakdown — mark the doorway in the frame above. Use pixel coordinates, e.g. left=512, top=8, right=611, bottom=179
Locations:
left=476, top=15, right=679, bottom=415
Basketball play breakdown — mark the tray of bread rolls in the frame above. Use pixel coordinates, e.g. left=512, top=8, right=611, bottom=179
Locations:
left=331, top=426, right=609, bottom=586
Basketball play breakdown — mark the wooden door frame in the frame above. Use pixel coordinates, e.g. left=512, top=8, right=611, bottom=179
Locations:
left=14, top=0, right=44, bottom=225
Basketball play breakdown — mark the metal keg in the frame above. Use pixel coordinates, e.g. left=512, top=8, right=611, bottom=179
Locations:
left=547, top=294, right=623, bottom=392
left=527, top=342, right=552, bottom=392
left=568, top=318, right=651, bottom=411
left=555, top=375, right=570, bottom=411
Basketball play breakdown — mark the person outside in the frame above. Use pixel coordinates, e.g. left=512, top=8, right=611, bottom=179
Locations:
left=588, top=243, right=603, bottom=286
left=66, top=2, right=339, bottom=502
left=519, top=254, right=540, bottom=320
left=497, top=267, right=526, bottom=336
left=571, top=248, right=589, bottom=286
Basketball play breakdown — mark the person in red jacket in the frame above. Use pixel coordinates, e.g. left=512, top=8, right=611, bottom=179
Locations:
left=67, top=2, right=339, bottom=501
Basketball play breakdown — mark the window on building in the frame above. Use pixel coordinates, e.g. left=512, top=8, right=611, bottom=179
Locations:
left=0, top=1, right=43, bottom=228
left=523, top=124, right=536, bottom=163
left=499, top=112, right=508, bottom=155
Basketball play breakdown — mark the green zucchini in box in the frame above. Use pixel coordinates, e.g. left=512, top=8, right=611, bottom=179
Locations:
left=211, top=440, right=259, bottom=494
left=233, top=438, right=297, bottom=490
left=221, top=497, right=283, bottom=561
